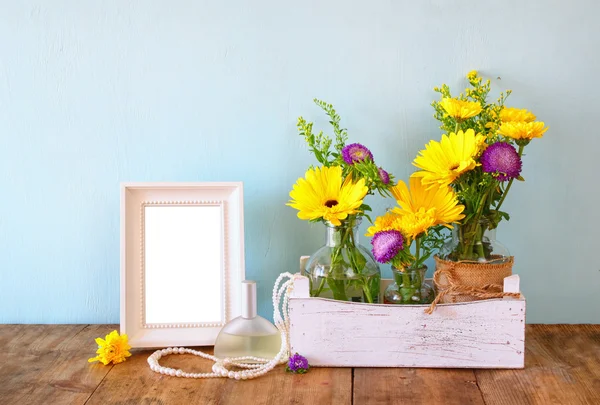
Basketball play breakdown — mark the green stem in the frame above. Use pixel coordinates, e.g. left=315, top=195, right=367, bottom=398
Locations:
left=348, top=224, right=374, bottom=303
left=313, top=276, right=326, bottom=297
left=329, top=278, right=348, bottom=301
left=314, top=222, right=351, bottom=298
left=460, top=188, right=490, bottom=260
left=495, top=144, right=525, bottom=213
left=397, top=268, right=422, bottom=304
left=475, top=222, right=486, bottom=258
left=329, top=224, right=353, bottom=300
left=414, top=236, right=421, bottom=267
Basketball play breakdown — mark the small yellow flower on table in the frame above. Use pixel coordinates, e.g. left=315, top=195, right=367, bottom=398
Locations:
left=88, top=330, right=132, bottom=366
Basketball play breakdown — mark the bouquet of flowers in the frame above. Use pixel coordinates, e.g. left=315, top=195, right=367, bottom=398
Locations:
left=287, top=99, right=394, bottom=303
left=366, top=177, right=465, bottom=303
left=412, top=71, right=548, bottom=262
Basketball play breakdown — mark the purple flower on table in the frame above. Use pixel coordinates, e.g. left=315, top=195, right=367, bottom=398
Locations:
left=286, top=353, right=309, bottom=374
left=481, top=142, right=522, bottom=181
left=378, top=167, right=390, bottom=185
left=342, top=143, right=373, bottom=165
left=371, top=230, right=404, bottom=263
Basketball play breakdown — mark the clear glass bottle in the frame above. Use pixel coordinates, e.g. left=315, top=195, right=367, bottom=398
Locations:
left=214, top=281, right=281, bottom=361
left=305, top=218, right=381, bottom=303
left=384, top=266, right=434, bottom=304
left=440, top=219, right=511, bottom=263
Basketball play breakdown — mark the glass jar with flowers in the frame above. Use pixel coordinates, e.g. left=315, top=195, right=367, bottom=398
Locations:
left=412, top=71, right=548, bottom=303
left=367, top=177, right=465, bottom=304
left=287, top=99, right=394, bottom=303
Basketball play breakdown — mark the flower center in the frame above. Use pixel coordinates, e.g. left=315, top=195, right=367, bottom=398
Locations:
left=324, top=200, right=339, bottom=208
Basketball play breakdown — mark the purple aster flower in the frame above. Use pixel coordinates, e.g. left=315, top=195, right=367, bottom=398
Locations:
left=342, top=143, right=373, bottom=165
left=481, top=142, right=522, bottom=181
left=286, top=353, right=309, bottom=374
left=378, top=167, right=390, bottom=185
left=371, top=230, right=404, bottom=263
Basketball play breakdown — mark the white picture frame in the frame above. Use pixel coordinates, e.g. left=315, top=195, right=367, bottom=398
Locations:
left=120, top=182, right=245, bottom=348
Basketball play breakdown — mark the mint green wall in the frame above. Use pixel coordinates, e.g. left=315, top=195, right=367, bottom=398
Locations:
left=1, top=1, right=598, bottom=324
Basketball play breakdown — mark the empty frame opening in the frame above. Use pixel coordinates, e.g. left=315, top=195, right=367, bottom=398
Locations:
left=143, top=204, right=223, bottom=325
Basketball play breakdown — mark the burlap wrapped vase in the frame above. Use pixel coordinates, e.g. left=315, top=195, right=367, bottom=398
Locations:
left=432, top=255, right=514, bottom=305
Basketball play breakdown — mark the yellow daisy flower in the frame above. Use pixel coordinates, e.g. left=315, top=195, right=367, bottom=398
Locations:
left=412, top=129, right=486, bottom=188
left=440, top=98, right=482, bottom=121
left=288, top=166, right=368, bottom=226
left=497, top=121, right=548, bottom=141
left=366, top=211, right=400, bottom=237
left=88, top=330, right=131, bottom=366
left=395, top=210, right=437, bottom=241
left=500, top=107, right=537, bottom=123
left=391, top=177, right=465, bottom=229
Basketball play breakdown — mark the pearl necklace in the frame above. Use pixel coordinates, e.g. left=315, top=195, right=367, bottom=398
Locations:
left=147, top=272, right=299, bottom=380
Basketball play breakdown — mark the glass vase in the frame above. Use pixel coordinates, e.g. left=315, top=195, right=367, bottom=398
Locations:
left=384, top=266, right=434, bottom=304
left=440, top=219, right=511, bottom=263
left=304, top=217, right=381, bottom=303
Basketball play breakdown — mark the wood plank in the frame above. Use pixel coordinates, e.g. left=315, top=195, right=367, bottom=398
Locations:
left=354, top=368, right=485, bottom=405
left=0, top=324, right=118, bottom=405
left=2, top=324, right=599, bottom=405
left=475, top=324, right=600, bottom=405
left=86, top=346, right=352, bottom=405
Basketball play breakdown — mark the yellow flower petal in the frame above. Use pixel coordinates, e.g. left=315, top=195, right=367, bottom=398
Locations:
left=371, top=178, right=464, bottom=241
left=500, top=107, right=536, bottom=123
left=412, top=129, right=484, bottom=188
left=392, top=177, right=465, bottom=227
left=440, top=98, right=482, bottom=121
left=89, top=330, right=131, bottom=366
left=498, top=121, right=548, bottom=140
left=288, top=166, right=368, bottom=224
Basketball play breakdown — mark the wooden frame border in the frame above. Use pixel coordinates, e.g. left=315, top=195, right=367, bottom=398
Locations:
left=120, top=182, right=245, bottom=348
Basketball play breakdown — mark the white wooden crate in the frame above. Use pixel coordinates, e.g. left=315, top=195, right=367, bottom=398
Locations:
left=289, top=266, right=525, bottom=368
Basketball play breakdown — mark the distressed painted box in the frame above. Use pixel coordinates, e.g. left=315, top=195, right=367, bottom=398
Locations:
left=289, top=264, right=525, bottom=369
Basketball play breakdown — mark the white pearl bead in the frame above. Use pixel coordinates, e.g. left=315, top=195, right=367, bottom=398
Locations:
left=220, top=370, right=228, bottom=377
left=178, top=347, right=185, bottom=354
left=176, top=370, right=183, bottom=377
left=227, top=371, right=234, bottom=378
left=169, top=369, right=176, bottom=376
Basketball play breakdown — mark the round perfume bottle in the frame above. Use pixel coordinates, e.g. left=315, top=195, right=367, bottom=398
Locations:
left=214, top=281, right=281, bottom=361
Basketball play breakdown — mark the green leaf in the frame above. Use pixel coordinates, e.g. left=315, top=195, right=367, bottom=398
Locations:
left=352, top=249, right=367, bottom=272
left=359, top=204, right=372, bottom=213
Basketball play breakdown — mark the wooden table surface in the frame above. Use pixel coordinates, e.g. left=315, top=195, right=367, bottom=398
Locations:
left=1, top=324, right=598, bottom=405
